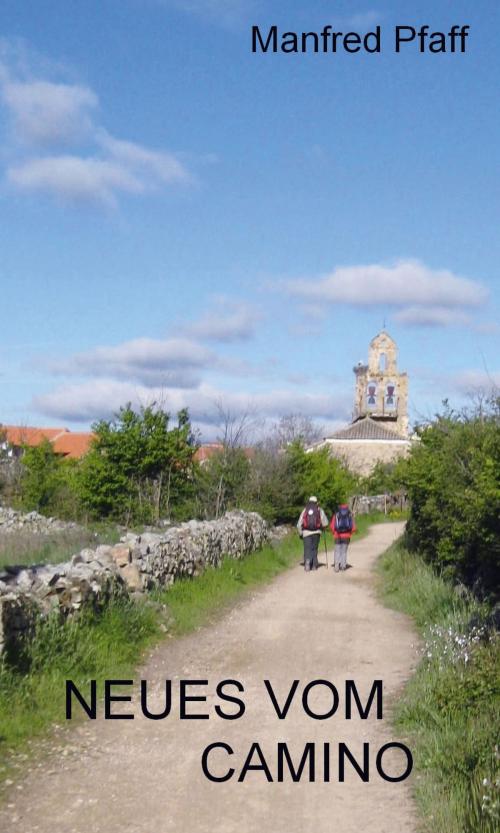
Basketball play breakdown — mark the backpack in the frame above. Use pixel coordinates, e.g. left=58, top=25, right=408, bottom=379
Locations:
left=302, top=503, right=321, bottom=532
left=335, top=507, right=353, bottom=534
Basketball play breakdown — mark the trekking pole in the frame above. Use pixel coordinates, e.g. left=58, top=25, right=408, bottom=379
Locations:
left=323, top=531, right=328, bottom=569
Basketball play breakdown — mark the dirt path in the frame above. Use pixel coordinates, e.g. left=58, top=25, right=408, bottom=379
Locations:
left=1, top=522, right=419, bottom=833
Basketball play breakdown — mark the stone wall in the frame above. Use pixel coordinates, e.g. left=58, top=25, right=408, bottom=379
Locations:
left=0, top=510, right=269, bottom=657
left=0, top=506, right=82, bottom=535
left=351, top=493, right=408, bottom=514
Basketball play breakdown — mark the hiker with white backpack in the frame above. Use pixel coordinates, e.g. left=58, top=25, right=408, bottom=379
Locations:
left=330, top=504, right=357, bottom=572
left=297, top=496, right=329, bottom=572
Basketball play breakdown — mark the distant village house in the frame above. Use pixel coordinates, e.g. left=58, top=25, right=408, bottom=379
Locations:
left=0, top=426, right=95, bottom=460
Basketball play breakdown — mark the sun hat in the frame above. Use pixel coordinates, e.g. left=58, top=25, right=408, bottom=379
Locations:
left=309, top=496, right=318, bottom=503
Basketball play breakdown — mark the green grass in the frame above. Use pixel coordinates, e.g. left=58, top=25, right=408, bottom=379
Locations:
left=377, top=539, right=465, bottom=628
left=377, top=542, right=500, bottom=833
left=0, top=599, right=161, bottom=769
left=0, top=523, right=120, bottom=570
left=354, top=509, right=407, bottom=540
left=154, top=534, right=303, bottom=634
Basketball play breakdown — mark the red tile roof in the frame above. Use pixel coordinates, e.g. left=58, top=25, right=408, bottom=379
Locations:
left=1, top=425, right=94, bottom=459
left=194, top=443, right=224, bottom=463
left=2, top=425, right=69, bottom=446
left=52, top=432, right=95, bottom=459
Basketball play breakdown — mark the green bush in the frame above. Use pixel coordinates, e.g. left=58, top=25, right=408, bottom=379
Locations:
left=0, top=598, right=160, bottom=754
left=378, top=542, right=500, bottom=833
left=194, top=446, right=252, bottom=519
left=358, top=457, right=408, bottom=496
left=77, top=404, right=198, bottom=524
left=404, top=399, right=500, bottom=598
left=18, top=439, right=78, bottom=517
left=194, top=439, right=356, bottom=525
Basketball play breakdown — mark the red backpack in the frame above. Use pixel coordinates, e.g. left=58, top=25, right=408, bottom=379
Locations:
left=302, top=502, right=321, bottom=531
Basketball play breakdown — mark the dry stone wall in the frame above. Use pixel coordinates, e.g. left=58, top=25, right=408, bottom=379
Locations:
left=351, top=493, right=408, bottom=514
left=0, top=506, right=82, bottom=535
left=0, top=510, right=269, bottom=657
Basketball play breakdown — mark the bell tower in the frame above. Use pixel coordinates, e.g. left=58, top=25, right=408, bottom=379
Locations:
left=352, top=331, right=409, bottom=437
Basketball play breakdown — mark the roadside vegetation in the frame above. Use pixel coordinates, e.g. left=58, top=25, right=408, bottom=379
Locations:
left=0, top=533, right=304, bottom=769
left=404, top=398, right=499, bottom=600
left=376, top=395, right=500, bottom=833
left=370, top=395, right=500, bottom=599
left=0, top=597, right=160, bottom=748
left=0, top=524, right=120, bottom=570
left=378, top=542, right=499, bottom=833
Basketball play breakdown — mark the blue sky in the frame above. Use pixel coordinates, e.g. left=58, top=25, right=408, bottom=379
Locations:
left=1, top=0, right=499, bottom=439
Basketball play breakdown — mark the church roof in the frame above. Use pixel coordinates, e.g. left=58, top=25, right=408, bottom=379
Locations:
left=328, top=417, right=407, bottom=442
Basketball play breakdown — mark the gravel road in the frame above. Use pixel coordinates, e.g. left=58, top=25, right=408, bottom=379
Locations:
left=0, top=521, right=419, bottom=833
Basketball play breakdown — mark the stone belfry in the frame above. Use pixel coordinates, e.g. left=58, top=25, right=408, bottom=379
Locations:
left=352, top=331, right=409, bottom=438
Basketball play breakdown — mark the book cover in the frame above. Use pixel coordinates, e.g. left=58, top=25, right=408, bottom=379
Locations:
left=0, top=3, right=498, bottom=833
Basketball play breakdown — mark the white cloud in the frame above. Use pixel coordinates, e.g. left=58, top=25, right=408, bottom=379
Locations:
left=33, top=380, right=157, bottom=422
left=43, top=333, right=261, bottom=387
left=342, top=11, right=381, bottom=28
left=284, top=260, right=487, bottom=309
left=97, top=131, right=191, bottom=185
left=34, top=378, right=349, bottom=427
left=0, top=45, right=192, bottom=205
left=1, top=79, right=97, bottom=145
left=52, top=337, right=215, bottom=383
left=181, top=299, right=260, bottom=342
left=7, top=156, right=145, bottom=204
left=282, top=260, right=488, bottom=329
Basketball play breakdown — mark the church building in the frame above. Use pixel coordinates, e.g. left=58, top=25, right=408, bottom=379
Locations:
left=316, top=331, right=413, bottom=476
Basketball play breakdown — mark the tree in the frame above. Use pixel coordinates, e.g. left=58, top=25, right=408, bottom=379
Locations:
left=193, top=403, right=258, bottom=519
left=194, top=410, right=355, bottom=523
left=358, top=458, right=409, bottom=496
left=244, top=444, right=297, bottom=523
left=285, top=442, right=356, bottom=519
left=77, top=404, right=198, bottom=524
left=242, top=438, right=356, bottom=524
left=195, top=447, right=251, bottom=519
left=404, top=396, right=500, bottom=597
left=19, top=439, right=62, bottom=512
left=272, top=414, right=324, bottom=449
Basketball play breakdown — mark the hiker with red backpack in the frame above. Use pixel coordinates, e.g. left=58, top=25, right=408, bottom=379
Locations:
left=330, top=504, right=357, bottom=572
left=297, top=496, right=329, bottom=572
